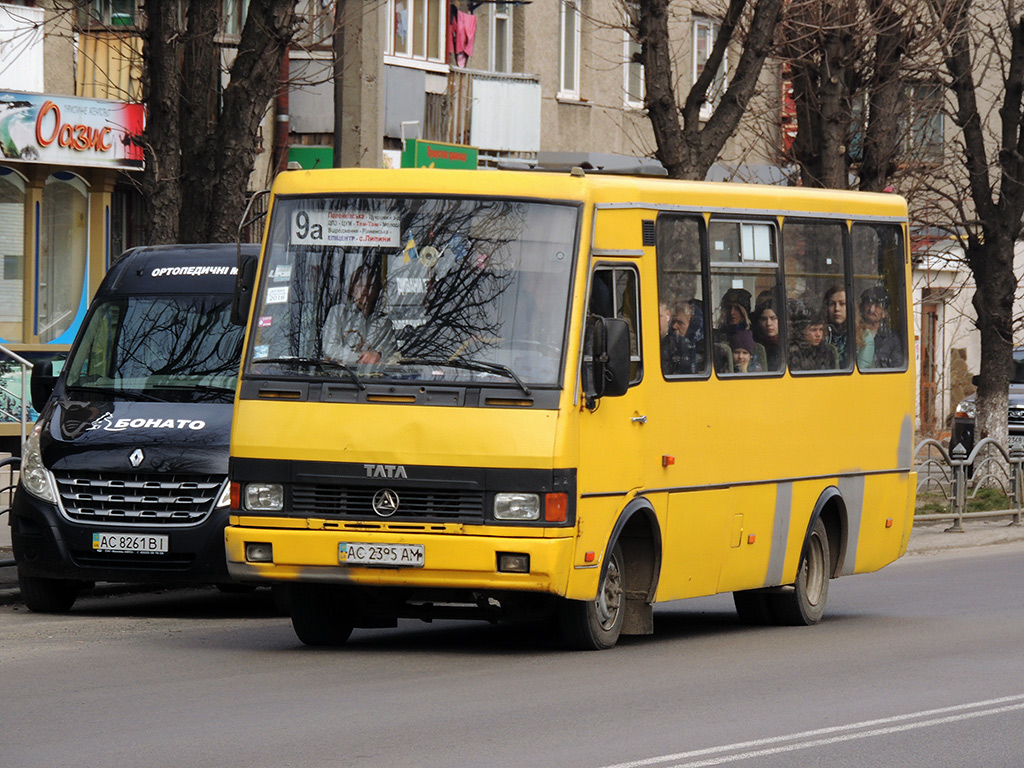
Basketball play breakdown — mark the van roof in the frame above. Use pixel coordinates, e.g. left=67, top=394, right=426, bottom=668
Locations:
left=101, top=243, right=259, bottom=296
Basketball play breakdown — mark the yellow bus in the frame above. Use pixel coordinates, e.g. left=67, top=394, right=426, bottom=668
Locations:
left=225, top=166, right=915, bottom=649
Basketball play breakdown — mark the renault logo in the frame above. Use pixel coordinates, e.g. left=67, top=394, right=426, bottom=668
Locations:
left=129, top=448, right=144, bottom=467
left=372, top=489, right=400, bottom=517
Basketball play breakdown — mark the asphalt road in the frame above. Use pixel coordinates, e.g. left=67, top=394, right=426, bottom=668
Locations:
left=1, top=537, right=1023, bottom=768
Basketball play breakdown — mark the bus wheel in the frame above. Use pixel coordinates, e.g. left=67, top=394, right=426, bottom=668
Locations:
left=289, top=584, right=354, bottom=646
left=18, top=569, right=83, bottom=613
left=774, top=517, right=830, bottom=626
left=558, top=542, right=625, bottom=650
left=733, top=590, right=775, bottom=625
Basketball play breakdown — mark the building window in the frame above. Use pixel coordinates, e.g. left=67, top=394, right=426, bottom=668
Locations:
left=78, top=0, right=137, bottom=28
left=222, top=0, right=250, bottom=36
left=296, top=0, right=334, bottom=47
left=40, top=173, right=89, bottom=344
left=693, top=18, right=727, bottom=121
left=0, top=167, right=25, bottom=343
left=904, top=81, right=944, bottom=163
left=624, top=3, right=644, bottom=108
left=391, top=0, right=446, bottom=63
left=490, top=2, right=512, bottom=73
left=559, top=0, right=581, bottom=99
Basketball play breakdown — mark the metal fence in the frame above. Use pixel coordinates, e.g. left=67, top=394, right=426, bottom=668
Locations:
left=916, top=438, right=1024, bottom=531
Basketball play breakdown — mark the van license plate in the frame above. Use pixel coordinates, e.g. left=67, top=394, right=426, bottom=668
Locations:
left=92, top=532, right=169, bottom=554
left=339, top=542, right=424, bottom=567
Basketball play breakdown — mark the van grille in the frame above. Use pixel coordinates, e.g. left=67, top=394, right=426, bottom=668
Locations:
left=292, top=484, right=485, bottom=523
left=54, top=471, right=224, bottom=526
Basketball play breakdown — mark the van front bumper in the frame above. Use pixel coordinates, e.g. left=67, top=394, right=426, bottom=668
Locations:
left=10, top=489, right=233, bottom=584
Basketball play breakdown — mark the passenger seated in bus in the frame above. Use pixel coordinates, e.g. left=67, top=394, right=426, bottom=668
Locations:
left=661, top=300, right=700, bottom=375
left=789, top=304, right=839, bottom=372
left=856, top=285, right=902, bottom=369
left=752, top=294, right=783, bottom=371
left=823, top=285, right=849, bottom=365
left=715, top=287, right=753, bottom=339
left=729, top=329, right=761, bottom=373
left=323, top=265, right=395, bottom=364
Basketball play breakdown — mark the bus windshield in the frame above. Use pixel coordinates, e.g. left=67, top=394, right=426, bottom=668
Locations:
left=246, top=196, right=579, bottom=388
left=64, top=296, right=243, bottom=402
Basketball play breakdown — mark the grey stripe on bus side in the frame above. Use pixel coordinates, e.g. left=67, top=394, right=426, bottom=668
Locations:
left=836, top=475, right=866, bottom=576
left=765, top=482, right=793, bottom=586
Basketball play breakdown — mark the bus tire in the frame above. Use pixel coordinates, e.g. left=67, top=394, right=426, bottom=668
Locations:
left=289, top=584, right=354, bottom=646
left=18, top=569, right=83, bottom=613
left=558, top=542, right=625, bottom=650
left=773, top=517, right=830, bottom=626
left=732, top=590, right=775, bottom=625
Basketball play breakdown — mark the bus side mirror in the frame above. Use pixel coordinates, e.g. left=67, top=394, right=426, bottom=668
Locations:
left=231, top=252, right=258, bottom=326
left=584, top=316, right=631, bottom=401
left=30, top=359, right=56, bottom=413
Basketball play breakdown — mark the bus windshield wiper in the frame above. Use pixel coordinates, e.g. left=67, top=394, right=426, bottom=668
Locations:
left=398, top=357, right=531, bottom=397
left=252, top=356, right=365, bottom=390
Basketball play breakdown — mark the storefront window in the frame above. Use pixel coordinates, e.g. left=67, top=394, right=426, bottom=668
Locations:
left=39, top=172, right=89, bottom=344
left=0, top=167, right=25, bottom=343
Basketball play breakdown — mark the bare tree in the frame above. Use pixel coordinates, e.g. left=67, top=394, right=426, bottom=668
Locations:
left=139, top=0, right=299, bottom=244
left=636, top=0, right=784, bottom=180
left=921, top=0, right=1024, bottom=447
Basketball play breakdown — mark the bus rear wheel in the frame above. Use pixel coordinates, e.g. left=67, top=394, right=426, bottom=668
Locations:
left=558, top=542, right=625, bottom=650
left=289, top=584, right=354, bottom=646
left=773, top=517, right=830, bottom=626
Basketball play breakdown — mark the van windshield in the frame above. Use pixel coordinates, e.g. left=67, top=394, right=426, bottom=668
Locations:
left=64, top=296, right=243, bottom=402
left=245, top=195, right=579, bottom=388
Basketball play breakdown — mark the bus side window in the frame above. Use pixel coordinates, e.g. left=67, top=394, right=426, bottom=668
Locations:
left=655, top=214, right=708, bottom=377
left=852, top=224, right=907, bottom=371
left=588, top=266, right=642, bottom=384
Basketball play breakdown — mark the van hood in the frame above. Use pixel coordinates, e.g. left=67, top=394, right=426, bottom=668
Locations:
left=43, top=398, right=232, bottom=475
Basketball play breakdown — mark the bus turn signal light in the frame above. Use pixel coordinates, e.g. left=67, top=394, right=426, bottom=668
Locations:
left=662, top=455, right=675, bottom=467
left=545, top=493, right=568, bottom=522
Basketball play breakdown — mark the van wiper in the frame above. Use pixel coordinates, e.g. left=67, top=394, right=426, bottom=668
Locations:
left=398, top=357, right=531, bottom=397
left=253, top=356, right=365, bottom=390
left=69, top=385, right=167, bottom=403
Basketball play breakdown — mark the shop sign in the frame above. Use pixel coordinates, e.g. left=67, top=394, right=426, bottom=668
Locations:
left=0, top=91, right=144, bottom=169
left=400, top=139, right=477, bottom=170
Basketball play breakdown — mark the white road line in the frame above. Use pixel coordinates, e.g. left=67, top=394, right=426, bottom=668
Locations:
left=598, top=694, right=1024, bottom=768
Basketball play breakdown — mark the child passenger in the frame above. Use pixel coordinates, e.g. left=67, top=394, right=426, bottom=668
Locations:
left=729, top=329, right=761, bottom=373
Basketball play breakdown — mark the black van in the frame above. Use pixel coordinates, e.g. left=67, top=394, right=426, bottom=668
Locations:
left=9, top=244, right=257, bottom=612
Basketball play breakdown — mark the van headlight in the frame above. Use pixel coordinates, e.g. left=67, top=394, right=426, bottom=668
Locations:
left=955, top=399, right=976, bottom=419
left=21, top=422, right=57, bottom=503
left=494, top=492, right=540, bottom=521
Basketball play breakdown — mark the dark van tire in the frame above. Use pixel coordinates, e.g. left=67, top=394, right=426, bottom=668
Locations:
left=289, top=584, right=354, bottom=646
left=18, top=569, right=83, bottom=613
left=558, top=542, right=625, bottom=650
left=772, top=516, right=830, bottom=626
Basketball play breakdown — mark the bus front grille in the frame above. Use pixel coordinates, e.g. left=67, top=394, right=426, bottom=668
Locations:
left=54, top=472, right=223, bottom=526
left=292, top=484, right=485, bottom=523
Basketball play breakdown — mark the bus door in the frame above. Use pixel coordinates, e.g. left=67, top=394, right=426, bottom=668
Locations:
left=577, top=264, right=647, bottom=504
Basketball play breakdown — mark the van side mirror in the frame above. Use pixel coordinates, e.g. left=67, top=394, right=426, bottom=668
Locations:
left=230, top=251, right=258, bottom=326
left=583, top=316, right=631, bottom=402
left=30, top=359, right=56, bottom=413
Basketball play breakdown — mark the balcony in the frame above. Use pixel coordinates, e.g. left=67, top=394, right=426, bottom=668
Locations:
left=433, top=68, right=541, bottom=162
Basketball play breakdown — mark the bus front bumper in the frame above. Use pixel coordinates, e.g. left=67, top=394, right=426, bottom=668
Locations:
left=225, top=523, right=578, bottom=596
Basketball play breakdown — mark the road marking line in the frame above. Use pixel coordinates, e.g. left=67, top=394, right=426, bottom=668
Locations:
left=599, top=693, right=1024, bottom=768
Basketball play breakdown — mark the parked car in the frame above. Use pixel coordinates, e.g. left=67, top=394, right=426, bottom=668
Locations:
left=9, top=243, right=257, bottom=612
left=950, top=346, right=1024, bottom=457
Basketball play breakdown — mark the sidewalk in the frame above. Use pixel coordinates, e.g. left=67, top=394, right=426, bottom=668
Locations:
left=2, top=520, right=1023, bottom=607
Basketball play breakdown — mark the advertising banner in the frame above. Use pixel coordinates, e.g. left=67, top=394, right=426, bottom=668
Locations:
left=0, top=91, right=144, bottom=169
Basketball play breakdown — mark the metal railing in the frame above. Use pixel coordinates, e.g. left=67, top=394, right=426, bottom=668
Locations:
left=0, top=344, right=34, bottom=450
left=915, top=437, right=1024, bottom=531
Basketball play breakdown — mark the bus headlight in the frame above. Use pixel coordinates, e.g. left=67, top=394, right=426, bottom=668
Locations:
left=21, top=422, right=57, bottom=504
left=494, top=492, right=540, bottom=521
left=245, top=483, right=283, bottom=511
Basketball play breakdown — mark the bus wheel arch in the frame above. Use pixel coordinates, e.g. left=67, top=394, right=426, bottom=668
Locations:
left=559, top=497, right=662, bottom=649
left=813, top=486, right=847, bottom=578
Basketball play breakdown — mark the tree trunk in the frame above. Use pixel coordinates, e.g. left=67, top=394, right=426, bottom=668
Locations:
left=139, top=0, right=183, bottom=245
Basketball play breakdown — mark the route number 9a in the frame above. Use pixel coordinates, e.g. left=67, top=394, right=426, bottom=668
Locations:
left=292, top=210, right=324, bottom=243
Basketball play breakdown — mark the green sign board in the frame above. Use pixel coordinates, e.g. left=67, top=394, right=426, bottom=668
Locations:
left=288, top=146, right=333, bottom=170
left=400, top=139, right=478, bottom=170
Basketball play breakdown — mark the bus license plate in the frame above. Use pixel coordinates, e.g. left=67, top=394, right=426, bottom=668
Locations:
left=339, top=542, right=424, bottom=567
left=92, top=532, right=169, bottom=554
